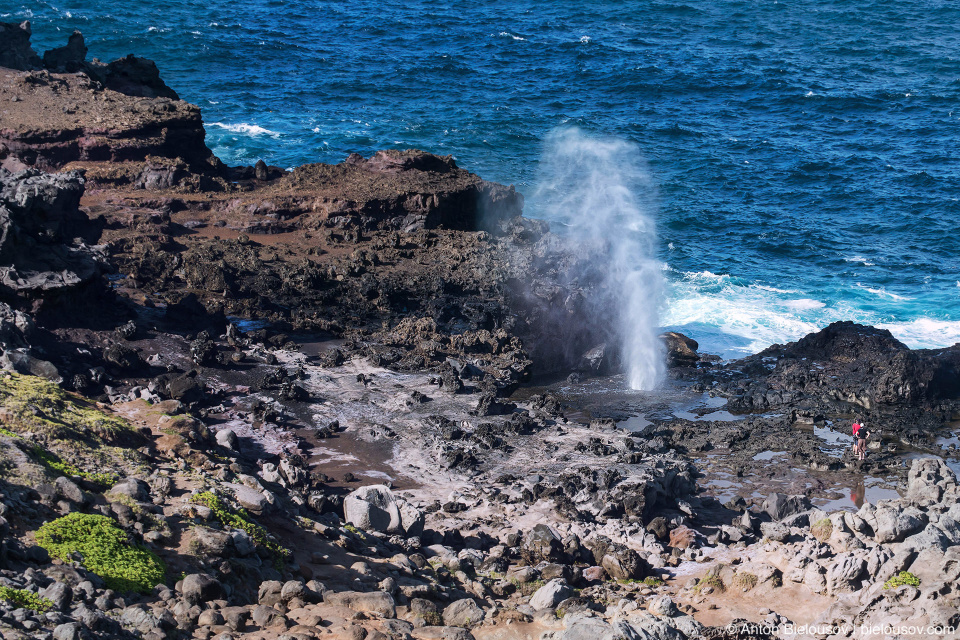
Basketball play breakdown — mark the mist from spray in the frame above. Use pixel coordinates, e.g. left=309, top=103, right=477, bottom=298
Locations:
left=534, top=127, right=664, bottom=390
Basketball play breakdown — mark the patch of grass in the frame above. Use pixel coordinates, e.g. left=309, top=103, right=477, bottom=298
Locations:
left=642, top=576, right=664, bottom=587
left=0, top=586, right=53, bottom=612
left=883, top=571, right=920, bottom=590
left=510, top=578, right=544, bottom=597
left=732, top=572, right=758, bottom=591
left=0, top=373, right=130, bottom=440
left=811, top=517, right=833, bottom=543
left=189, top=491, right=288, bottom=569
left=693, top=574, right=725, bottom=595
left=35, top=513, right=165, bottom=594
left=32, top=446, right=118, bottom=486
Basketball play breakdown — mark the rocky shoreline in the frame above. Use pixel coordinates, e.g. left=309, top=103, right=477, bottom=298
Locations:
left=0, top=23, right=958, bottom=640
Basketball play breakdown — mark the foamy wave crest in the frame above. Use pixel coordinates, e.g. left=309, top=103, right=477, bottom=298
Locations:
left=498, top=31, right=525, bottom=41
left=208, top=122, right=279, bottom=137
left=876, top=318, right=960, bottom=349
left=844, top=255, right=875, bottom=266
left=856, top=283, right=913, bottom=301
left=662, top=273, right=825, bottom=356
left=664, top=269, right=960, bottom=357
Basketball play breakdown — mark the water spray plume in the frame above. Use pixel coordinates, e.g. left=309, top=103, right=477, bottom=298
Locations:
left=535, top=127, right=664, bottom=390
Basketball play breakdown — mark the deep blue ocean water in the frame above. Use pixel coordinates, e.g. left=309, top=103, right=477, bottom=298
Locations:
left=9, top=0, right=960, bottom=357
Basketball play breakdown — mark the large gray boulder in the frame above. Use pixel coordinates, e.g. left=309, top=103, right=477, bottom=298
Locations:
left=344, top=484, right=400, bottom=533
left=872, top=505, right=927, bottom=543
left=344, top=484, right=423, bottom=536
left=529, top=579, right=574, bottom=610
left=324, top=591, right=396, bottom=618
left=442, top=598, right=484, bottom=628
left=762, top=493, right=812, bottom=521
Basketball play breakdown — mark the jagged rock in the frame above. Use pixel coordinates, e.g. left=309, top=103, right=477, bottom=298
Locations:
left=762, top=493, right=812, bottom=521
left=0, top=22, right=42, bottom=70
left=42, top=30, right=87, bottom=72
left=103, top=343, right=145, bottom=373
left=521, top=524, right=566, bottom=565
left=660, top=332, right=699, bottom=367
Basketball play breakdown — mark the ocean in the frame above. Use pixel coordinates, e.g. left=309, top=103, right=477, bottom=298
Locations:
left=9, top=0, right=960, bottom=358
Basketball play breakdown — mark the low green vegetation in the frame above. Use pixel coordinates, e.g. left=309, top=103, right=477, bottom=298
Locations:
left=190, top=491, right=288, bottom=567
left=32, top=446, right=118, bottom=486
left=693, top=574, right=725, bottom=595
left=732, top=572, right=758, bottom=591
left=883, top=571, right=920, bottom=590
left=0, top=373, right=129, bottom=440
left=0, top=586, right=53, bottom=612
left=811, top=517, right=833, bottom=543
left=35, top=513, right=165, bottom=593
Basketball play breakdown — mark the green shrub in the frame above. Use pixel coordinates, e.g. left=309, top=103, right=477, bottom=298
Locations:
left=883, top=571, right=920, bottom=590
left=642, top=576, right=664, bottom=587
left=732, top=572, right=758, bottom=591
left=0, top=586, right=53, bottom=612
left=811, top=517, right=833, bottom=543
left=693, top=574, right=725, bottom=594
left=190, top=491, right=288, bottom=568
left=35, top=513, right=165, bottom=594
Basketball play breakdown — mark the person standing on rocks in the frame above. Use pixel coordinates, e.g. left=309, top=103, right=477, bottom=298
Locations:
left=853, top=419, right=870, bottom=461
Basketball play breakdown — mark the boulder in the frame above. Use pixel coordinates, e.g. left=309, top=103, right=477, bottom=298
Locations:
left=521, top=524, right=566, bottom=564
left=872, top=505, right=927, bottom=543
left=528, top=579, right=574, bottom=610
left=181, top=573, right=224, bottom=606
left=324, top=591, right=396, bottom=618
left=442, top=598, right=484, bottom=628
left=0, top=22, right=42, bottom=70
left=660, top=332, right=699, bottom=367
left=762, top=493, right=812, bottom=521
left=344, top=484, right=401, bottom=533
left=215, top=428, right=239, bottom=450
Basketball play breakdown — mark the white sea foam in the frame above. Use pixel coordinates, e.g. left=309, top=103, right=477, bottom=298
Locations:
left=877, top=318, right=960, bottom=349
left=856, top=283, right=913, bottom=301
left=663, top=269, right=960, bottom=357
left=208, top=122, right=279, bottom=136
left=498, top=31, right=525, bottom=41
left=580, top=35, right=592, bottom=43
left=844, top=255, right=875, bottom=266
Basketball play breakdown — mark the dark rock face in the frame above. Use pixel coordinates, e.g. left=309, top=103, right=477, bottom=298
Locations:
left=702, top=322, right=960, bottom=422
left=0, top=168, right=103, bottom=300
left=661, top=331, right=699, bottom=367
left=0, top=22, right=42, bottom=70
left=42, top=30, right=87, bottom=72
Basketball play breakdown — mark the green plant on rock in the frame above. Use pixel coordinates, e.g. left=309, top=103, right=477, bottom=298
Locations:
left=811, top=518, right=833, bottom=543
left=693, top=574, right=725, bottom=595
left=642, top=576, right=664, bottom=587
left=35, top=513, right=165, bottom=594
left=732, top=572, right=758, bottom=591
left=31, top=445, right=118, bottom=486
left=0, top=373, right=130, bottom=440
left=0, top=586, right=53, bottom=612
left=883, top=571, right=920, bottom=590
left=189, top=491, right=288, bottom=568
